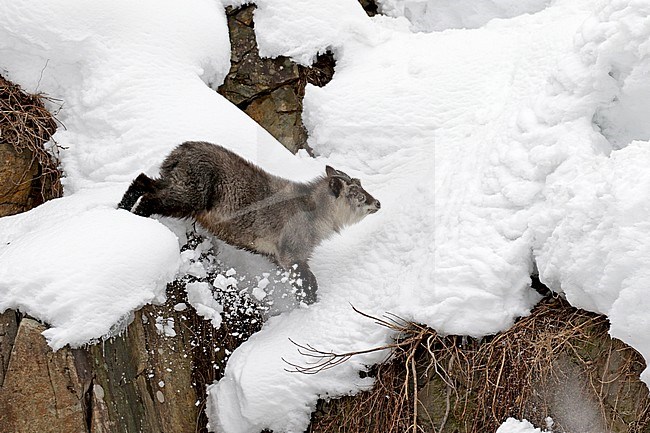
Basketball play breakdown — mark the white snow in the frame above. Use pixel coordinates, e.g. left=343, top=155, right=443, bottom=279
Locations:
left=1, top=0, right=650, bottom=432
left=0, top=187, right=179, bottom=350
left=376, top=0, right=551, bottom=32
left=93, top=384, right=105, bottom=401
left=496, top=418, right=546, bottom=433
left=213, top=274, right=238, bottom=291
left=530, top=0, right=650, bottom=385
left=251, top=287, right=267, bottom=301
left=186, top=282, right=224, bottom=329
left=155, top=316, right=177, bottom=338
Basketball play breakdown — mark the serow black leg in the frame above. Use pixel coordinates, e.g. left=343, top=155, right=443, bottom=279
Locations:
left=290, top=261, right=318, bottom=305
left=118, top=173, right=156, bottom=211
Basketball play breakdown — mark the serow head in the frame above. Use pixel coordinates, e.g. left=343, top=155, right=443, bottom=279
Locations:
left=326, top=165, right=381, bottom=221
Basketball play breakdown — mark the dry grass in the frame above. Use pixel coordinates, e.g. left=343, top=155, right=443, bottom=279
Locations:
left=308, top=296, right=650, bottom=433
left=0, top=75, right=62, bottom=204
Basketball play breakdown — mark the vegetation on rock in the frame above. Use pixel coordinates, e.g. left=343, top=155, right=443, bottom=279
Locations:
left=0, top=75, right=61, bottom=217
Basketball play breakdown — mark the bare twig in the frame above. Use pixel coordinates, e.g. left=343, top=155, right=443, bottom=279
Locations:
left=1, top=74, right=62, bottom=205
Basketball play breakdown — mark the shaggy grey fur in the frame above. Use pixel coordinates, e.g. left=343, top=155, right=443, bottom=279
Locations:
left=118, top=141, right=380, bottom=304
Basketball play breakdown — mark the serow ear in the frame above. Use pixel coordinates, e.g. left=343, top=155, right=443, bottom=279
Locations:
left=325, top=165, right=336, bottom=177
left=329, top=176, right=343, bottom=197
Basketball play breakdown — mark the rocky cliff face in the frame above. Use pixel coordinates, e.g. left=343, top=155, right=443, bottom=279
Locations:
left=0, top=282, right=259, bottom=433
left=0, top=316, right=91, bottom=433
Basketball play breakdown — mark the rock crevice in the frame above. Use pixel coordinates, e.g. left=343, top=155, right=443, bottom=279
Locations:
left=217, top=5, right=334, bottom=154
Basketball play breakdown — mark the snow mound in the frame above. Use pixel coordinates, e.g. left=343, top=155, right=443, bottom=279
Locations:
left=587, top=0, right=650, bottom=148
left=0, top=187, right=179, bottom=350
left=376, top=0, right=552, bottom=32
left=531, top=0, right=650, bottom=385
left=225, top=0, right=372, bottom=65
left=0, top=0, right=229, bottom=193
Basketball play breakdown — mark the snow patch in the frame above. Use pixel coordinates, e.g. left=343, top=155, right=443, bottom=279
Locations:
left=376, top=0, right=552, bottom=32
left=496, top=418, right=549, bottom=433
left=0, top=187, right=179, bottom=350
left=186, top=282, right=224, bottom=329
